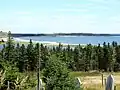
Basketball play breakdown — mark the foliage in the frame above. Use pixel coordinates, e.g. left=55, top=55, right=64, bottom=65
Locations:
left=0, top=61, right=37, bottom=90
left=4, top=31, right=15, bottom=63
left=42, top=55, right=80, bottom=90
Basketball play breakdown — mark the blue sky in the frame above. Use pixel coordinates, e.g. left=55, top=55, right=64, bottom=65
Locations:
left=0, top=0, right=120, bottom=33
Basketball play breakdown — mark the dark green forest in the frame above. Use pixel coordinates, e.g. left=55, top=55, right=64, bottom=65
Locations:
left=0, top=31, right=120, bottom=90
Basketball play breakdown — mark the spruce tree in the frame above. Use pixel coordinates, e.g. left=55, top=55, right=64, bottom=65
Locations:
left=40, top=44, right=50, bottom=70
left=65, top=45, right=74, bottom=69
left=96, top=44, right=104, bottom=71
left=15, top=43, right=20, bottom=66
left=1, top=44, right=5, bottom=60
left=19, top=44, right=27, bottom=72
left=4, top=31, right=15, bottom=63
left=111, top=46, right=116, bottom=71
left=103, top=42, right=108, bottom=71
left=73, top=46, right=81, bottom=71
left=84, top=44, right=92, bottom=71
left=34, top=43, right=40, bottom=71
left=106, top=43, right=113, bottom=71
left=43, top=55, right=79, bottom=90
left=26, top=39, right=35, bottom=71
left=91, top=46, right=99, bottom=70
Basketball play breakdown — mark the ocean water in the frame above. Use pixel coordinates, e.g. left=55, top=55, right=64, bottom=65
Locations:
left=17, top=36, right=120, bottom=45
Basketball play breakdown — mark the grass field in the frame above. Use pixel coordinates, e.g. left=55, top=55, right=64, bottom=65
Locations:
left=70, top=71, right=120, bottom=90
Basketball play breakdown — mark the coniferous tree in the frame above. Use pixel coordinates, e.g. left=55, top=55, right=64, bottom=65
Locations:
left=40, top=44, right=50, bottom=70
left=52, top=46, right=56, bottom=53
left=34, top=43, right=40, bottom=71
left=115, top=45, right=120, bottom=64
left=56, top=43, right=63, bottom=57
left=1, top=44, right=5, bottom=60
left=111, top=46, right=116, bottom=72
left=83, top=47, right=88, bottom=71
left=84, top=44, right=92, bottom=71
left=66, top=45, right=74, bottom=69
left=96, top=44, right=104, bottom=71
left=91, top=46, right=99, bottom=70
left=15, top=43, right=20, bottom=67
left=103, top=42, right=108, bottom=71
left=43, top=55, right=79, bottom=90
left=73, top=47, right=78, bottom=71
left=107, top=43, right=113, bottom=71
left=4, top=31, right=15, bottom=63
left=19, top=44, right=27, bottom=72
left=26, top=39, right=35, bottom=71
left=73, top=46, right=81, bottom=71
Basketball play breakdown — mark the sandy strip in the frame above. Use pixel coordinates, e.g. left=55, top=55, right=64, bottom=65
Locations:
left=14, top=38, right=79, bottom=46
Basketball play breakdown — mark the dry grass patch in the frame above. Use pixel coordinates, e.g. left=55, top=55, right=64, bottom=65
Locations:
left=70, top=72, right=120, bottom=90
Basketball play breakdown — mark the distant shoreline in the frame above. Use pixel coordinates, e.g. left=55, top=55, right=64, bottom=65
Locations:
left=14, top=38, right=79, bottom=46
left=11, top=33, right=120, bottom=37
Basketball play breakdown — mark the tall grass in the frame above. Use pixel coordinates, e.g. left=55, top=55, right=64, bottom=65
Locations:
left=83, top=84, right=120, bottom=90
left=70, top=71, right=120, bottom=90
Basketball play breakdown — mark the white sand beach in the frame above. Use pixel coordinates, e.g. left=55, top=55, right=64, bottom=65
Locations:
left=14, top=38, right=78, bottom=46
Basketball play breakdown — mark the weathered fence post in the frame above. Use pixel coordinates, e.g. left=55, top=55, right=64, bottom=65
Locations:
left=105, top=75, right=114, bottom=90
left=102, top=73, right=104, bottom=86
left=7, top=81, right=10, bottom=90
left=36, top=79, right=45, bottom=90
left=104, top=78, right=106, bottom=86
left=114, top=85, right=116, bottom=90
left=40, top=79, right=43, bottom=90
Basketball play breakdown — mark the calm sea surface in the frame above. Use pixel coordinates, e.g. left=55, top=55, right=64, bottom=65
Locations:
left=18, top=36, right=120, bottom=45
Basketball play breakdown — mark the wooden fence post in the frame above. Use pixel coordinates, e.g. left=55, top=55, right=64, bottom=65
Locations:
left=7, top=81, right=10, bottom=90
left=102, top=74, right=104, bottom=86
left=104, top=78, right=106, bottom=86
left=114, top=85, right=116, bottom=90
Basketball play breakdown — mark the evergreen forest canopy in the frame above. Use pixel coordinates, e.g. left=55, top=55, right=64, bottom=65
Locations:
left=0, top=31, right=120, bottom=90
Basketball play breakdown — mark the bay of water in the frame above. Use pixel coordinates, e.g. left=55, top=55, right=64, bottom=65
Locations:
left=18, top=36, right=120, bottom=45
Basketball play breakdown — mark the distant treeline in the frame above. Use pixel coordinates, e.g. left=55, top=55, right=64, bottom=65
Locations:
left=11, top=33, right=120, bottom=37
